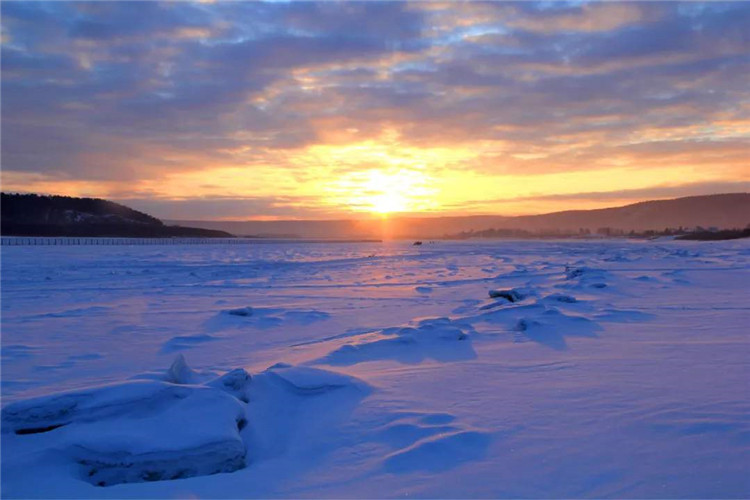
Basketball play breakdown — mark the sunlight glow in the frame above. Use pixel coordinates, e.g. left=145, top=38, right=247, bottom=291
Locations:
left=365, top=169, right=433, bottom=214
left=330, top=167, right=439, bottom=215
left=301, top=133, right=477, bottom=215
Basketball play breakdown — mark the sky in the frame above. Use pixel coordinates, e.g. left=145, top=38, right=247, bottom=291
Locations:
left=1, top=1, right=749, bottom=220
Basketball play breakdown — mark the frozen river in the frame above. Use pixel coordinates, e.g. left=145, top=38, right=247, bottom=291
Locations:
left=2, top=239, right=749, bottom=498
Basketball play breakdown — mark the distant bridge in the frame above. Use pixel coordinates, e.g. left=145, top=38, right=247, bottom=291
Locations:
left=0, top=237, right=381, bottom=246
left=0, top=237, right=251, bottom=246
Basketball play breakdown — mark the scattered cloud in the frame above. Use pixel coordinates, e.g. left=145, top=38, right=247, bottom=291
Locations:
left=1, top=1, right=748, bottom=219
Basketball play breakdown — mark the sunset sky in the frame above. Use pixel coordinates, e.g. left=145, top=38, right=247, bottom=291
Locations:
left=2, top=1, right=748, bottom=220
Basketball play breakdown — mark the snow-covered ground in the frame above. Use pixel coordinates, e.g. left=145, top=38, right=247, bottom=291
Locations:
left=2, top=239, right=749, bottom=498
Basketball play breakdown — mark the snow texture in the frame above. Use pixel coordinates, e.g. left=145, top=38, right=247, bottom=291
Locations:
left=1, top=374, right=247, bottom=486
left=2, top=239, right=749, bottom=498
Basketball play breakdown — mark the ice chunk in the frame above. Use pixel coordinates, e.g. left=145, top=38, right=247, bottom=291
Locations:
left=2, top=378, right=248, bottom=486
left=207, top=368, right=252, bottom=402
left=2, top=381, right=192, bottom=435
left=513, top=308, right=601, bottom=350
left=76, top=440, right=245, bottom=486
left=69, top=385, right=246, bottom=486
left=164, top=354, right=196, bottom=384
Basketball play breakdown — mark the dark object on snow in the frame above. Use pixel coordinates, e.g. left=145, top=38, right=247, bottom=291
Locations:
left=225, top=307, right=253, bottom=317
left=545, top=293, right=577, bottom=303
left=413, top=241, right=423, bottom=246
left=488, top=289, right=525, bottom=302
left=565, top=266, right=586, bottom=279
left=676, top=228, right=750, bottom=241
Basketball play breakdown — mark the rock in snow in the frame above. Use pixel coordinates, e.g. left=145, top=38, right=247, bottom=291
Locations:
left=488, top=288, right=526, bottom=302
left=225, top=306, right=253, bottom=317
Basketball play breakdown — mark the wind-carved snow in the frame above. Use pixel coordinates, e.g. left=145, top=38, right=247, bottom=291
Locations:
left=512, top=307, right=602, bottom=351
left=215, top=306, right=331, bottom=329
left=262, top=363, right=369, bottom=395
left=542, top=293, right=578, bottom=303
left=366, top=410, right=493, bottom=475
left=563, top=265, right=610, bottom=289
left=2, top=239, right=749, bottom=498
left=383, top=430, right=491, bottom=473
left=1, top=355, right=368, bottom=488
left=318, top=317, right=476, bottom=365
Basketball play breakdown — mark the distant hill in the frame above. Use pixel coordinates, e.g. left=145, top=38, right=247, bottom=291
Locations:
left=504, top=193, right=750, bottom=235
left=170, top=193, right=750, bottom=239
left=1, top=193, right=233, bottom=238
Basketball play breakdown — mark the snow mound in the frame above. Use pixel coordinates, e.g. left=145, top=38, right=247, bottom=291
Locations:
left=2, top=359, right=250, bottom=487
left=513, top=307, right=601, bottom=350
left=208, top=368, right=253, bottom=402
left=319, top=317, right=475, bottom=365
left=565, top=265, right=606, bottom=280
left=385, top=317, right=469, bottom=341
left=563, top=266, right=609, bottom=289
left=263, top=364, right=368, bottom=395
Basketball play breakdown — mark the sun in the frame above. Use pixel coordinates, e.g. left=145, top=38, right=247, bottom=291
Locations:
left=369, top=191, right=405, bottom=214
left=363, top=170, right=416, bottom=214
left=335, top=168, right=438, bottom=215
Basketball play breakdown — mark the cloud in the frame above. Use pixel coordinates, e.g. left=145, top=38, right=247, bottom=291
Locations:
left=119, top=195, right=339, bottom=221
left=507, top=2, right=651, bottom=34
left=1, top=1, right=748, bottom=218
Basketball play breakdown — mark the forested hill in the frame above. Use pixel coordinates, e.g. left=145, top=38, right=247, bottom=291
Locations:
left=2, top=193, right=162, bottom=226
left=1, top=193, right=233, bottom=238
